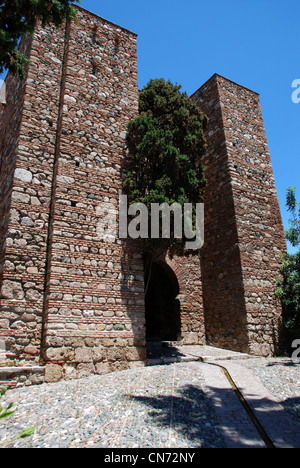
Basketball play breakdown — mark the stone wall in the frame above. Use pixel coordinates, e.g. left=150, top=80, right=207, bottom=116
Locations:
left=0, top=8, right=146, bottom=382
left=0, top=366, right=45, bottom=389
left=0, top=8, right=286, bottom=386
left=192, top=74, right=286, bottom=355
left=41, top=9, right=146, bottom=382
left=151, top=252, right=205, bottom=346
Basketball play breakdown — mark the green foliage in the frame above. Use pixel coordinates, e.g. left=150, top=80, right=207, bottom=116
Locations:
left=0, top=386, right=35, bottom=446
left=276, top=187, right=300, bottom=346
left=285, top=186, right=300, bottom=248
left=0, top=0, right=79, bottom=79
left=276, top=253, right=300, bottom=337
left=0, top=387, right=15, bottom=419
left=124, top=78, right=207, bottom=257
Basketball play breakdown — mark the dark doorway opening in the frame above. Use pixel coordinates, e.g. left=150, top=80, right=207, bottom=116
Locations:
left=145, top=262, right=181, bottom=343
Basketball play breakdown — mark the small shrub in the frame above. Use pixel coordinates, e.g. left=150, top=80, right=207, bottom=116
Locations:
left=0, top=387, right=35, bottom=447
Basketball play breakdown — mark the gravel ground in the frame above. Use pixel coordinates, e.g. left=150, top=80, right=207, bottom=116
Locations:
left=0, top=350, right=299, bottom=449
left=181, top=347, right=300, bottom=424
left=239, top=357, right=300, bottom=423
left=0, top=362, right=225, bottom=449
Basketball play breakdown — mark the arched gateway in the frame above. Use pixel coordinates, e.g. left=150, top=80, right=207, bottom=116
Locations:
left=145, top=262, right=181, bottom=343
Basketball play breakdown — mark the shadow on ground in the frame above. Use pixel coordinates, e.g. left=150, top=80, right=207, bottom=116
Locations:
left=128, top=384, right=225, bottom=448
left=265, top=360, right=300, bottom=368
left=146, top=341, right=186, bottom=360
left=127, top=383, right=300, bottom=448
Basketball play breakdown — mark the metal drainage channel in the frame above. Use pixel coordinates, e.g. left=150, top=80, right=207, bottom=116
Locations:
left=211, top=361, right=275, bottom=449
left=158, top=346, right=276, bottom=449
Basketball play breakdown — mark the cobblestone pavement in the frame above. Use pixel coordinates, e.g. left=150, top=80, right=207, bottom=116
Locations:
left=0, top=346, right=299, bottom=449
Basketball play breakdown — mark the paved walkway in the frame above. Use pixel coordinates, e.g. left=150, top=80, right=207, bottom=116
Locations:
left=148, top=344, right=300, bottom=448
left=0, top=346, right=299, bottom=448
left=200, top=360, right=300, bottom=448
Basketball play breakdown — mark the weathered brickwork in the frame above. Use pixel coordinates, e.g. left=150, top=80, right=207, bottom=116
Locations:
left=0, top=8, right=147, bottom=383
left=192, top=74, right=286, bottom=356
left=0, top=7, right=286, bottom=385
left=40, top=10, right=146, bottom=382
left=150, top=252, right=205, bottom=346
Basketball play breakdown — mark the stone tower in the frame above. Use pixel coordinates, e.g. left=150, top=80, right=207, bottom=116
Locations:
left=191, top=75, right=287, bottom=356
left=0, top=6, right=286, bottom=386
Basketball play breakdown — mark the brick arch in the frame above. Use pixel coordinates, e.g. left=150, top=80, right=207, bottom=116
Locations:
left=150, top=251, right=205, bottom=345
left=151, top=252, right=186, bottom=293
left=163, top=256, right=187, bottom=295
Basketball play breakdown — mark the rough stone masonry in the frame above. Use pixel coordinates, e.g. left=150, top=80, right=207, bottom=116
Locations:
left=0, top=6, right=286, bottom=386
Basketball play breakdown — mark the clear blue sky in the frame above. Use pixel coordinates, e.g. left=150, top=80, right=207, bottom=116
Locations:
left=1, top=0, right=299, bottom=252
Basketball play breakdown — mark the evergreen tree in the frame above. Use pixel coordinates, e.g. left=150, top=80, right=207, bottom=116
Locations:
left=0, top=0, right=79, bottom=79
left=276, top=187, right=300, bottom=349
left=124, top=79, right=207, bottom=286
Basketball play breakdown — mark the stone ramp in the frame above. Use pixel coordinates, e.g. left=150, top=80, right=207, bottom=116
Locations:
left=1, top=344, right=299, bottom=448
left=147, top=344, right=300, bottom=448
left=146, top=342, right=253, bottom=366
left=201, top=363, right=266, bottom=448
left=217, top=361, right=300, bottom=449
left=0, top=346, right=299, bottom=448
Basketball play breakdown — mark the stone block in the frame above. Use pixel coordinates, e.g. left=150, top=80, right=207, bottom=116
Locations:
left=45, top=347, right=74, bottom=362
left=95, top=362, right=111, bottom=375
left=1, top=280, right=25, bottom=300
left=45, top=364, right=63, bottom=383
left=75, top=347, right=93, bottom=363
left=14, top=168, right=33, bottom=183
